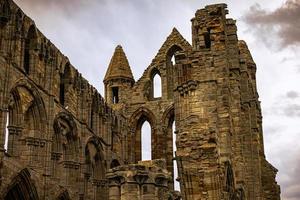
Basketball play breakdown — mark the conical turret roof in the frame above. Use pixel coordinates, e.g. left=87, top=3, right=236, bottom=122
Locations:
left=104, top=45, right=134, bottom=83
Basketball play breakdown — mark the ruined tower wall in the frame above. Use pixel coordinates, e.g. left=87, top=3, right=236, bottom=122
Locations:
left=0, top=0, right=128, bottom=199
left=0, top=0, right=280, bottom=199
left=104, top=3, right=280, bottom=200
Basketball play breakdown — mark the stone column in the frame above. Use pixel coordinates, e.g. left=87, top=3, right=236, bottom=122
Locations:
left=108, top=176, right=123, bottom=200
left=106, top=159, right=172, bottom=200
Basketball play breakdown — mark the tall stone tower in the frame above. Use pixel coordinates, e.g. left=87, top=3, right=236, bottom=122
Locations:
left=0, top=0, right=280, bottom=199
left=104, top=4, right=280, bottom=200
left=104, top=45, right=135, bottom=109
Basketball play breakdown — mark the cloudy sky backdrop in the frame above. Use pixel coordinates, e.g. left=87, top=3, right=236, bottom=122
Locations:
left=13, top=0, right=300, bottom=199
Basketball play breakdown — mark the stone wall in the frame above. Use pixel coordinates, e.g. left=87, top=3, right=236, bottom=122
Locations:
left=0, top=0, right=280, bottom=199
left=0, top=0, right=128, bottom=199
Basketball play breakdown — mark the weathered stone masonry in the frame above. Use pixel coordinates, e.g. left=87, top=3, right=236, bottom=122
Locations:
left=0, top=0, right=280, bottom=199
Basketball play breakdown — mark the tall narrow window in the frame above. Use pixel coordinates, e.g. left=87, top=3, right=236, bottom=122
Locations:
left=171, top=55, right=176, bottom=65
left=1, top=0, right=11, bottom=24
left=59, top=63, right=70, bottom=106
left=166, top=45, right=182, bottom=99
left=24, top=25, right=36, bottom=75
left=112, top=87, right=119, bottom=104
left=59, top=76, right=65, bottom=105
left=172, top=121, right=180, bottom=191
left=153, top=73, right=162, bottom=98
left=204, top=28, right=211, bottom=48
left=4, top=112, right=9, bottom=151
left=141, top=121, right=151, bottom=160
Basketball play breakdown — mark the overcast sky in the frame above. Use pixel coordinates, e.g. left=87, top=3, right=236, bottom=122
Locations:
left=13, top=0, right=300, bottom=199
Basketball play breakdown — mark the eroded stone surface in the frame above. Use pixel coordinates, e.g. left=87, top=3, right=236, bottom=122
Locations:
left=0, top=0, right=280, bottom=199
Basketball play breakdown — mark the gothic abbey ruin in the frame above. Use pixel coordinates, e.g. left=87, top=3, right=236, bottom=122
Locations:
left=0, top=0, right=281, bottom=199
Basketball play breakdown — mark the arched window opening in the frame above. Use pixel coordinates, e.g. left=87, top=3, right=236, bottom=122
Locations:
left=59, top=63, right=70, bottom=106
left=90, top=95, right=98, bottom=129
left=0, top=0, right=11, bottom=24
left=24, top=25, right=37, bottom=75
left=112, top=87, right=119, bottom=104
left=110, top=159, right=120, bottom=169
left=204, top=28, right=211, bottom=48
left=172, top=121, right=180, bottom=191
left=85, top=140, right=105, bottom=180
left=4, top=169, right=39, bottom=200
left=171, top=55, right=176, bottom=65
left=131, top=110, right=155, bottom=163
left=153, top=73, right=162, bottom=98
left=4, top=112, right=9, bottom=151
left=59, top=75, right=65, bottom=105
left=53, top=113, right=77, bottom=161
left=166, top=45, right=183, bottom=99
left=141, top=121, right=151, bottom=160
left=6, top=85, right=46, bottom=161
left=57, top=190, right=71, bottom=200
left=224, top=162, right=235, bottom=199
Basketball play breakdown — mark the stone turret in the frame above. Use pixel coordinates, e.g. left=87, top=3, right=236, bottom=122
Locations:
left=104, top=45, right=134, bottom=108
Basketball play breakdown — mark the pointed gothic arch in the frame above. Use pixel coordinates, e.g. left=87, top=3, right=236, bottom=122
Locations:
left=59, top=62, right=71, bottom=106
left=0, top=0, right=11, bottom=25
left=53, top=112, right=78, bottom=160
left=84, top=136, right=107, bottom=199
left=150, top=68, right=162, bottom=99
left=56, top=189, right=71, bottom=200
left=110, top=159, right=121, bottom=169
left=85, top=136, right=106, bottom=179
left=224, top=161, right=235, bottom=199
left=24, top=25, right=37, bottom=75
left=162, top=105, right=180, bottom=190
left=6, top=79, right=47, bottom=165
left=165, top=45, right=183, bottom=99
left=129, top=107, right=157, bottom=162
left=4, top=168, right=39, bottom=200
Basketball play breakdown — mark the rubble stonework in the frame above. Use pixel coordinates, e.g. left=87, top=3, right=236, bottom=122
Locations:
left=0, top=0, right=280, bottom=199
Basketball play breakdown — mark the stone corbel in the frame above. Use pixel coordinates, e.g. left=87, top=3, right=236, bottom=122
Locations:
left=155, top=174, right=169, bottom=187
left=62, top=160, right=80, bottom=169
left=7, top=125, right=22, bottom=135
left=133, top=173, right=148, bottom=185
left=51, top=152, right=62, bottom=161
left=92, top=179, right=107, bottom=187
left=24, top=137, right=46, bottom=147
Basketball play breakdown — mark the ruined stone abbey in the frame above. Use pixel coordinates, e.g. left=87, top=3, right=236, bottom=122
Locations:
left=0, top=0, right=281, bottom=199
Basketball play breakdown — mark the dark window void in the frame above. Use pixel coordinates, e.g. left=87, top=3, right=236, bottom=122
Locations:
left=59, top=81, right=65, bottom=106
left=204, top=28, right=211, bottom=48
left=112, top=87, right=119, bottom=104
left=24, top=25, right=37, bottom=75
left=59, top=63, right=70, bottom=106
left=1, top=0, right=11, bottom=24
left=24, top=43, right=30, bottom=74
left=110, top=159, right=120, bottom=169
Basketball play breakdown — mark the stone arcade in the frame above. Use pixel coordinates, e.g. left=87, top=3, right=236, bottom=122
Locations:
left=0, top=0, right=280, bottom=199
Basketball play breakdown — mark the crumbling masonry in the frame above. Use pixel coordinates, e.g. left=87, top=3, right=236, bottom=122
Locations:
left=0, top=0, right=280, bottom=199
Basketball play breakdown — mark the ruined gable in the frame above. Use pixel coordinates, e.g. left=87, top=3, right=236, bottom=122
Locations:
left=0, top=0, right=280, bottom=199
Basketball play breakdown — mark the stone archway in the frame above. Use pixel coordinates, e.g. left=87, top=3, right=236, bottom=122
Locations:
left=56, top=189, right=71, bottom=200
left=84, top=136, right=107, bottom=199
left=129, top=107, right=157, bottom=163
left=4, top=168, right=39, bottom=200
left=5, top=79, right=47, bottom=166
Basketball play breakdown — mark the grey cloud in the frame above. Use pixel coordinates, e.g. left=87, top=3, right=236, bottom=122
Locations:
left=283, top=104, right=300, bottom=117
left=286, top=91, right=299, bottom=99
left=243, top=0, right=300, bottom=48
left=280, top=153, right=300, bottom=200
